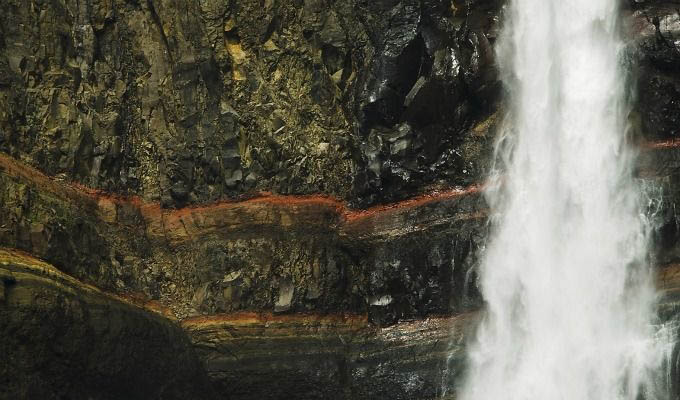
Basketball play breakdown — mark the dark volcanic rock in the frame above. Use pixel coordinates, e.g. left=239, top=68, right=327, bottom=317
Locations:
left=2, top=1, right=680, bottom=399
left=350, top=0, right=500, bottom=206
left=183, top=313, right=475, bottom=400
left=626, top=2, right=680, bottom=139
left=0, top=0, right=500, bottom=208
left=0, top=249, right=216, bottom=400
left=0, top=152, right=486, bottom=322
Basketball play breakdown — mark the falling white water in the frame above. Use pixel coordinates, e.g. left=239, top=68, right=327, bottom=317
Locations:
left=460, top=1, right=668, bottom=399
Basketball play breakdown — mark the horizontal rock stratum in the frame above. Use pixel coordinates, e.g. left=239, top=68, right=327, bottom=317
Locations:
left=3, top=137, right=680, bottom=398
left=3, top=247, right=680, bottom=399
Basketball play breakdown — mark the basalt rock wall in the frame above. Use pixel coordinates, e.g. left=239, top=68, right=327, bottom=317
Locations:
left=0, top=0, right=500, bottom=209
left=2, top=1, right=680, bottom=399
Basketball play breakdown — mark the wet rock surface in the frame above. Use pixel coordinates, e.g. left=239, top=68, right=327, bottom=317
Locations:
left=3, top=143, right=680, bottom=398
left=1, top=0, right=675, bottom=208
left=182, top=313, right=475, bottom=400
left=626, top=2, right=680, bottom=140
left=2, top=0, right=680, bottom=399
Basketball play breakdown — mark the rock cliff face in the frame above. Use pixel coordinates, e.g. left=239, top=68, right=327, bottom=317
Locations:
left=2, top=1, right=680, bottom=399
left=0, top=249, right=217, bottom=400
left=0, top=0, right=500, bottom=209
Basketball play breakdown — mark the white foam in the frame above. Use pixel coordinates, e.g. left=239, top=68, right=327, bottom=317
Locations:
left=459, top=1, right=669, bottom=399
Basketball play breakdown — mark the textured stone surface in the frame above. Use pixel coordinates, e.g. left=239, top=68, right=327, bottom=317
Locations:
left=0, top=0, right=500, bottom=208
left=0, top=152, right=485, bottom=321
left=626, top=2, right=680, bottom=140
left=2, top=0, right=680, bottom=399
left=3, top=140, right=680, bottom=322
left=182, top=312, right=475, bottom=400
left=181, top=262, right=680, bottom=400
left=4, top=247, right=676, bottom=400
left=1, top=0, right=677, bottom=208
left=3, top=140, right=680, bottom=398
left=0, top=249, right=216, bottom=400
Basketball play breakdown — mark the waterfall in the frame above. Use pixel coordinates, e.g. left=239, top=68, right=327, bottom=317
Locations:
left=460, top=0, right=668, bottom=399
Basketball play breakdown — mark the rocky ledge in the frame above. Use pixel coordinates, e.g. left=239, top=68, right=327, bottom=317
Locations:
left=3, top=248, right=680, bottom=400
left=2, top=137, right=680, bottom=398
left=0, top=249, right=216, bottom=400
left=0, top=246, right=471, bottom=400
left=0, top=150, right=488, bottom=323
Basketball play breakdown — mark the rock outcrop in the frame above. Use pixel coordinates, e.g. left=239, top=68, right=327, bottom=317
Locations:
left=0, top=151, right=486, bottom=321
left=2, top=0, right=680, bottom=399
left=0, top=249, right=216, bottom=400
left=0, top=0, right=500, bottom=208
left=627, top=2, right=680, bottom=141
